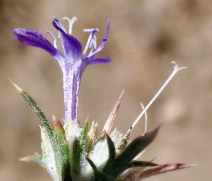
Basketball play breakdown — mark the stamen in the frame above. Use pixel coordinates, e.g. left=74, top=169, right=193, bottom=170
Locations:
left=125, top=61, right=186, bottom=135
left=88, top=35, right=98, bottom=56
left=140, top=102, right=147, bottom=136
left=83, top=28, right=99, bottom=55
left=89, top=35, right=97, bottom=49
left=46, top=30, right=58, bottom=48
left=62, top=16, right=77, bottom=35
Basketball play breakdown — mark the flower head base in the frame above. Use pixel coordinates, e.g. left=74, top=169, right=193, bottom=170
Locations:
left=13, top=17, right=194, bottom=181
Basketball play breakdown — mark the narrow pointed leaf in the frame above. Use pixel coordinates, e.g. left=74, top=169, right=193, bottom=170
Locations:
left=116, top=126, right=160, bottom=165
left=87, top=121, right=97, bottom=154
left=70, top=119, right=90, bottom=180
left=87, top=138, right=93, bottom=155
left=53, top=116, right=71, bottom=181
left=80, top=119, right=89, bottom=151
left=128, top=161, right=157, bottom=168
left=139, top=163, right=195, bottom=179
left=12, top=83, right=53, bottom=138
left=86, top=157, right=99, bottom=179
left=12, top=83, right=66, bottom=180
left=91, top=134, right=117, bottom=181
left=71, top=138, right=82, bottom=180
left=105, top=134, right=116, bottom=162
left=101, top=91, right=124, bottom=136
left=19, top=153, right=46, bottom=168
left=100, top=126, right=160, bottom=181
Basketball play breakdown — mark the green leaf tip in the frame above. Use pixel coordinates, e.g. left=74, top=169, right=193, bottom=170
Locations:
left=80, top=118, right=89, bottom=151
left=9, top=79, right=24, bottom=93
left=19, top=153, right=46, bottom=169
left=53, top=115, right=66, bottom=135
left=10, top=80, right=54, bottom=138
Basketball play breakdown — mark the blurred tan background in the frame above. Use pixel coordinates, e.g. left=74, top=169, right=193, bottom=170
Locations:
left=0, top=0, right=212, bottom=180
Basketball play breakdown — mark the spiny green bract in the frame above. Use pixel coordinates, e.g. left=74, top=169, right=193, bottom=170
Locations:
left=15, top=83, right=193, bottom=181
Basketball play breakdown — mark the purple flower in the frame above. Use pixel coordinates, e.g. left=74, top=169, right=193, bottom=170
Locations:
left=13, top=17, right=111, bottom=122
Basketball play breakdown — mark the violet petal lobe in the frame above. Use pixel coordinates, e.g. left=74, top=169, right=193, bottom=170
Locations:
left=13, top=28, right=64, bottom=63
left=87, top=20, right=110, bottom=61
left=79, top=57, right=112, bottom=78
left=52, top=18, right=82, bottom=71
left=89, top=57, right=112, bottom=64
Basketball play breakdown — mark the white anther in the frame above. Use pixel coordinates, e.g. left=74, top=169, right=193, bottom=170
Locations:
left=83, top=28, right=99, bottom=33
left=46, top=30, right=58, bottom=48
left=83, top=29, right=99, bottom=56
left=62, top=16, right=77, bottom=35
left=125, top=62, right=187, bottom=135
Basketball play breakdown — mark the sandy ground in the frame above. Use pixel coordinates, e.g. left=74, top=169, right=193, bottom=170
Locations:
left=0, top=0, right=212, bottom=180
